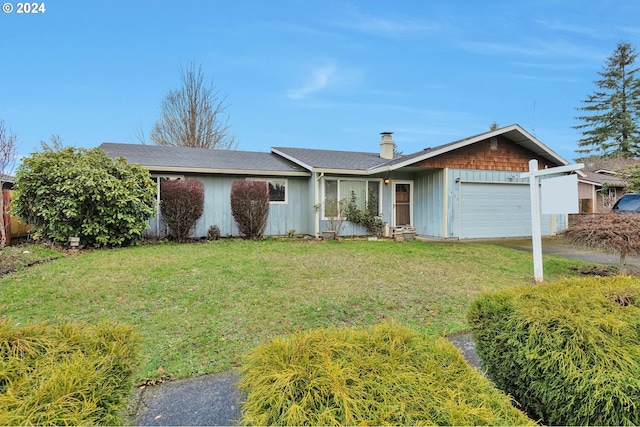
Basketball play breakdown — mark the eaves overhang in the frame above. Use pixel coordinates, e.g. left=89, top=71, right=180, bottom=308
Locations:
left=368, top=124, right=585, bottom=176
left=143, top=165, right=310, bottom=177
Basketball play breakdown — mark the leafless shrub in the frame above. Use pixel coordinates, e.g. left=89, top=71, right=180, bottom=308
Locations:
left=563, top=214, right=640, bottom=270
left=230, top=181, right=269, bottom=239
left=160, top=179, right=204, bottom=242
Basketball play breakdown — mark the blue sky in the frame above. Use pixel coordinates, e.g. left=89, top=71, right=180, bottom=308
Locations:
left=2, top=1, right=640, bottom=164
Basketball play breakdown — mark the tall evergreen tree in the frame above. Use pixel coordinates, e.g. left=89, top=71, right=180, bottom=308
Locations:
left=574, top=42, right=640, bottom=158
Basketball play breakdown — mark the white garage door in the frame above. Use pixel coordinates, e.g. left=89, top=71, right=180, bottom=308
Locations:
left=459, top=182, right=551, bottom=239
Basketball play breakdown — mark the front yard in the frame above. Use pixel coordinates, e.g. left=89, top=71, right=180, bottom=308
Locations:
left=0, top=238, right=588, bottom=383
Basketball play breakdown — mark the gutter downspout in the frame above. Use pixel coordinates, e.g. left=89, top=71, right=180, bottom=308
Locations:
left=443, top=168, right=448, bottom=238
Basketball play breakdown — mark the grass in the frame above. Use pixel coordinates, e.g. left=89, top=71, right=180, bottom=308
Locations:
left=0, top=238, right=591, bottom=383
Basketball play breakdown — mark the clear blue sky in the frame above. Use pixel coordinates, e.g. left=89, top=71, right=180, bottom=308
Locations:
left=2, top=0, right=639, bottom=164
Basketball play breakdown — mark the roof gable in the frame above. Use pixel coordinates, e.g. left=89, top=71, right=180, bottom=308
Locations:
left=271, top=147, right=400, bottom=173
left=274, top=124, right=572, bottom=175
left=370, top=124, right=569, bottom=173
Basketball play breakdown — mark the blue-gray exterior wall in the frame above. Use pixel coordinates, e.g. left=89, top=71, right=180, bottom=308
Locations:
left=412, top=169, right=446, bottom=237
left=147, top=174, right=311, bottom=238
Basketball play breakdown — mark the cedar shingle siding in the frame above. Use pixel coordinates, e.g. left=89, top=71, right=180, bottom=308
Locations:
left=413, top=136, right=556, bottom=171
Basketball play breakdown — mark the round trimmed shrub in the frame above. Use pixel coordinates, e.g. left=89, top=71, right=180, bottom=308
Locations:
left=468, top=276, right=640, bottom=426
left=238, top=322, right=534, bottom=426
left=0, top=320, right=140, bottom=425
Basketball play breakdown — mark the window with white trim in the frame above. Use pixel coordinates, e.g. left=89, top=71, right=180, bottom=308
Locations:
left=246, top=178, right=288, bottom=204
left=323, top=178, right=381, bottom=218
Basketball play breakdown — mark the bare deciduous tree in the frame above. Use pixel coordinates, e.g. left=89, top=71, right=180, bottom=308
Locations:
left=0, top=120, right=18, bottom=249
left=40, top=134, right=65, bottom=152
left=150, top=61, right=237, bottom=150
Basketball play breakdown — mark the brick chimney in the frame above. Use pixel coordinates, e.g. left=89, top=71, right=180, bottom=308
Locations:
left=380, top=132, right=394, bottom=160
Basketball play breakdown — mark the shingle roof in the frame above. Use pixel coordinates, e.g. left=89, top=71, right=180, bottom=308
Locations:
left=99, top=143, right=310, bottom=175
left=271, top=147, right=400, bottom=171
left=101, top=124, right=570, bottom=177
left=275, top=124, right=571, bottom=174
left=581, top=171, right=627, bottom=187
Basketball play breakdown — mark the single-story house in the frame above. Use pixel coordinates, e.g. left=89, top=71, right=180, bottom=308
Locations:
left=99, top=124, right=578, bottom=240
left=578, top=170, right=628, bottom=213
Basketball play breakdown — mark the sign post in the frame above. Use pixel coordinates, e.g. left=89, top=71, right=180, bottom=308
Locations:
left=520, top=160, right=583, bottom=283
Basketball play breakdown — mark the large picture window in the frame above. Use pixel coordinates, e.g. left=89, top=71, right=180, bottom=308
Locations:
left=247, top=178, right=287, bottom=204
left=323, top=178, right=380, bottom=218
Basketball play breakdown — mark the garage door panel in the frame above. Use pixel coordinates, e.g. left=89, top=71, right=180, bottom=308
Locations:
left=460, top=183, right=550, bottom=238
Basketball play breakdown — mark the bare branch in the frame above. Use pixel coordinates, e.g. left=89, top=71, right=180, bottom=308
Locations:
left=150, top=61, right=237, bottom=150
left=39, top=134, right=64, bottom=152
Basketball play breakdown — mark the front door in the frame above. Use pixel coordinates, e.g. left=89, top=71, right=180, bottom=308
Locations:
left=394, top=182, right=412, bottom=227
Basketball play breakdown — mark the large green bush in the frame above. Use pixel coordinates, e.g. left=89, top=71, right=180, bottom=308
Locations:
left=0, top=320, right=140, bottom=426
left=238, top=322, right=534, bottom=426
left=12, top=147, right=156, bottom=247
left=467, top=277, right=640, bottom=426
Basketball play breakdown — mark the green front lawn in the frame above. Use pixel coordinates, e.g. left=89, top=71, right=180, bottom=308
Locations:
left=0, top=238, right=587, bottom=383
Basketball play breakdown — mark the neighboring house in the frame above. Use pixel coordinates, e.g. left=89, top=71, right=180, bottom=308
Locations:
left=100, top=124, right=577, bottom=240
left=578, top=170, right=628, bottom=213
left=0, top=176, right=33, bottom=244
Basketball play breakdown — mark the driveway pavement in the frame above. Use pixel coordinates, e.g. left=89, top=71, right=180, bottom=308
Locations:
left=131, top=236, right=635, bottom=426
left=476, top=235, right=640, bottom=272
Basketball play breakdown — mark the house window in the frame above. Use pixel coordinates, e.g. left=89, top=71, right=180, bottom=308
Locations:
left=152, top=175, right=184, bottom=182
left=603, top=187, right=617, bottom=208
left=247, top=178, right=287, bottom=204
left=323, top=178, right=381, bottom=218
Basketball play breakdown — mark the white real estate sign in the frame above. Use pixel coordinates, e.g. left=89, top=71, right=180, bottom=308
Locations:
left=541, top=174, right=579, bottom=215
left=521, top=160, right=583, bottom=283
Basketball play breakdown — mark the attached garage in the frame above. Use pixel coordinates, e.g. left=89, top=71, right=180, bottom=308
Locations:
left=458, top=182, right=553, bottom=239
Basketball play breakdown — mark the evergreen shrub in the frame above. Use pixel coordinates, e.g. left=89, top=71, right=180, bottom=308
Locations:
left=238, top=322, right=534, bottom=426
left=0, top=320, right=140, bottom=426
left=12, top=147, right=156, bottom=247
left=467, top=277, right=640, bottom=426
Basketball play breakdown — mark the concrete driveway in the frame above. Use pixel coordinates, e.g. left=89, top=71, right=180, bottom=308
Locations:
left=468, top=235, right=640, bottom=272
